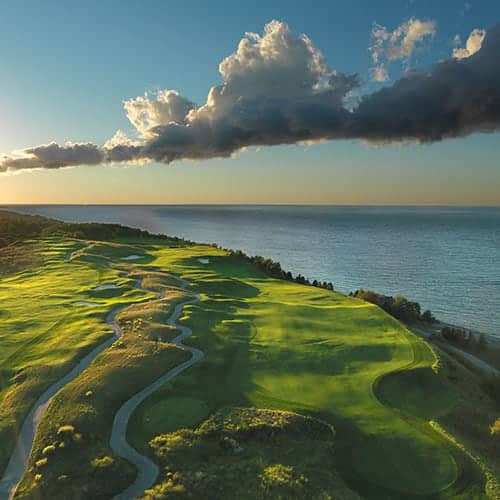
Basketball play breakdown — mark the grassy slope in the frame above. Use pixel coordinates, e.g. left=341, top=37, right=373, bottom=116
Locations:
left=13, top=242, right=192, bottom=499
left=0, top=239, right=158, bottom=472
left=127, top=244, right=485, bottom=499
left=0, top=223, right=493, bottom=498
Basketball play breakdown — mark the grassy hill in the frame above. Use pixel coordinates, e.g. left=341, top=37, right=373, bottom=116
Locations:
left=128, top=243, right=491, bottom=499
left=0, top=211, right=497, bottom=499
left=144, top=407, right=360, bottom=499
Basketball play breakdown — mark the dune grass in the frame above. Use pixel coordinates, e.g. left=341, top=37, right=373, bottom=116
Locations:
left=124, top=244, right=487, bottom=498
left=143, top=407, right=360, bottom=499
left=11, top=242, right=193, bottom=499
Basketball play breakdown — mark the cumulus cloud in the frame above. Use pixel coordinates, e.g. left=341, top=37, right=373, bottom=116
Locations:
left=369, top=17, right=436, bottom=81
left=124, top=90, right=196, bottom=138
left=452, top=28, right=486, bottom=59
left=1, top=20, right=500, bottom=173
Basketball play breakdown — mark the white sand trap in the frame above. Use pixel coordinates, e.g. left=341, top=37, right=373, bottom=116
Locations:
left=74, top=301, right=101, bottom=307
left=121, top=255, right=142, bottom=261
left=93, top=284, right=118, bottom=291
left=198, top=258, right=210, bottom=264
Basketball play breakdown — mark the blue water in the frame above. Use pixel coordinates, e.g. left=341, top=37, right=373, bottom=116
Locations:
left=4, top=205, right=500, bottom=337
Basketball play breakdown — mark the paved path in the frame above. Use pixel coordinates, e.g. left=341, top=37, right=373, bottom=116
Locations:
left=1, top=246, right=142, bottom=499
left=0, top=306, right=128, bottom=500
left=441, top=343, right=499, bottom=376
left=410, top=324, right=499, bottom=376
left=110, top=278, right=203, bottom=500
left=0, top=243, right=203, bottom=500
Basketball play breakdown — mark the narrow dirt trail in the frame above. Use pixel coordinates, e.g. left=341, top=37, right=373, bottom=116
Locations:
left=110, top=278, right=203, bottom=500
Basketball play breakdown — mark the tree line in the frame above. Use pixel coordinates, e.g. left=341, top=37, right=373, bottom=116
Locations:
left=222, top=248, right=335, bottom=291
left=440, top=326, right=488, bottom=351
left=0, top=210, right=183, bottom=248
left=350, top=289, right=435, bottom=324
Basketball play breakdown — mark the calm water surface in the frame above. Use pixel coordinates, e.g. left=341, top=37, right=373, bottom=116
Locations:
left=5, top=205, right=500, bottom=337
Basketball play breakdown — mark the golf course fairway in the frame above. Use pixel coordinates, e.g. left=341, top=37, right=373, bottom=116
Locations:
left=0, top=227, right=491, bottom=499
left=128, top=243, right=484, bottom=498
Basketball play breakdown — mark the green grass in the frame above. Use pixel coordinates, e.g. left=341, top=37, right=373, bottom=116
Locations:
left=14, top=243, right=192, bottom=499
left=131, top=396, right=210, bottom=448
left=124, top=244, right=488, bottom=498
left=0, top=238, right=160, bottom=473
left=1, top=231, right=495, bottom=499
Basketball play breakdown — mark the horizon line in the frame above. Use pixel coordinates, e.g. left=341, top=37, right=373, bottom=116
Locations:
left=1, top=203, right=500, bottom=208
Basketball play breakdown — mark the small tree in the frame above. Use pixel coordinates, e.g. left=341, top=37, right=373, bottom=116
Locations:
left=490, top=418, right=500, bottom=437
left=421, top=310, right=435, bottom=323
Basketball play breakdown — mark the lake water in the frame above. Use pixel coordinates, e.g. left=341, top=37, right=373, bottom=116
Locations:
left=5, top=205, right=500, bottom=337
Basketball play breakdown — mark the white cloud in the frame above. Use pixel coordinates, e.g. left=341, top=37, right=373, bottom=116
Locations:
left=124, top=90, right=195, bottom=138
left=452, top=28, right=486, bottom=59
left=1, top=21, right=500, bottom=173
left=369, top=17, right=436, bottom=81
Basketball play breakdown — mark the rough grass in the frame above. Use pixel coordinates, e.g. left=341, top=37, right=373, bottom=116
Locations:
left=14, top=244, right=192, bottom=499
left=0, top=239, right=157, bottom=473
left=142, top=407, right=360, bottom=500
left=0, top=241, right=43, bottom=278
left=124, top=244, right=487, bottom=499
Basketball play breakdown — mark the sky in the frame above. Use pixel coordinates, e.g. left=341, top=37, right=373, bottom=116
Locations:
left=0, top=0, right=499, bottom=205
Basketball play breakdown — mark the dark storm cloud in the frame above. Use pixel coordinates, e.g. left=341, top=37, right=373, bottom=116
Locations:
left=351, top=23, right=500, bottom=142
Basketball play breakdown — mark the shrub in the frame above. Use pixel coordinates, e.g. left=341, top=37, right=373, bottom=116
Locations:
left=150, top=431, right=192, bottom=456
left=260, top=464, right=306, bottom=490
left=144, top=479, right=186, bottom=497
left=35, top=458, right=48, bottom=468
left=422, top=309, right=435, bottom=323
left=85, top=390, right=93, bottom=398
left=42, top=445, right=56, bottom=456
left=57, top=425, right=75, bottom=436
left=91, top=456, right=115, bottom=469
left=490, top=418, right=500, bottom=436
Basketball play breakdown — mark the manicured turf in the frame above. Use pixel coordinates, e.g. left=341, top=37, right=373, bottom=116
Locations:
left=125, top=244, right=486, bottom=498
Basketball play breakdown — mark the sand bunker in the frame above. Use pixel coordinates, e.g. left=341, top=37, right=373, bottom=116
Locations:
left=74, top=301, right=101, bottom=307
left=121, top=255, right=142, bottom=261
left=93, top=284, right=118, bottom=291
left=198, top=258, right=210, bottom=264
